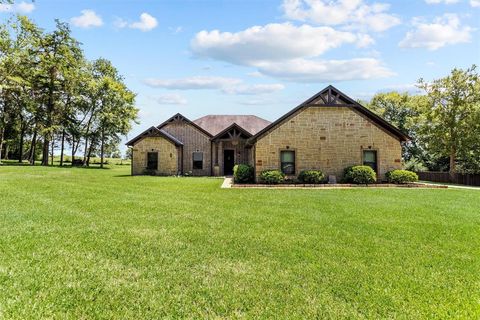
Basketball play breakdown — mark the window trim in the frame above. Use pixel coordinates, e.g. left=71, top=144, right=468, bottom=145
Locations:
left=192, top=151, right=203, bottom=170
left=362, top=149, right=378, bottom=173
left=280, top=149, right=296, bottom=175
left=146, top=151, right=158, bottom=170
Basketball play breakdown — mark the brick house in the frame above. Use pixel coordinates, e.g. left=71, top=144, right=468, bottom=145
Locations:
left=126, top=86, right=409, bottom=181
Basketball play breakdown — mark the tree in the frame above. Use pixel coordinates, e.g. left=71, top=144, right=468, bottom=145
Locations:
left=417, top=65, right=480, bottom=177
left=85, top=58, right=137, bottom=168
left=33, top=20, right=83, bottom=165
left=0, top=15, right=138, bottom=167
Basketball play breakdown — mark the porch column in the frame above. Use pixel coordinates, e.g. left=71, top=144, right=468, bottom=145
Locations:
left=218, top=141, right=223, bottom=176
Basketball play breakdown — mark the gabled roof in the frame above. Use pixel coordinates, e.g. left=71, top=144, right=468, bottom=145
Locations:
left=192, top=115, right=271, bottom=136
left=211, top=122, right=253, bottom=141
left=157, top=113, right=213, bottom=137
left=248, top=85, right=410, bottom=144
left=126, top=126, right=183, bottom=146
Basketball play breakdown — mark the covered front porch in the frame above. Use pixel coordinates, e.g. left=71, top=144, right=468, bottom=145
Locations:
left=210, top=124, right=253, bottom=176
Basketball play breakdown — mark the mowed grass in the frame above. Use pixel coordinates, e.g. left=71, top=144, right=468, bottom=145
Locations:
left=0, top=165, right=479, bottom=319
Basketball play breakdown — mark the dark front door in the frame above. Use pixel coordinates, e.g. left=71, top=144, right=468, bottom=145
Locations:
left=223, top=150, right=235, bottom=175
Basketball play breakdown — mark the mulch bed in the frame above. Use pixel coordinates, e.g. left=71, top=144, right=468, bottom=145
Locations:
left=232, top=183, right=448, bottom=189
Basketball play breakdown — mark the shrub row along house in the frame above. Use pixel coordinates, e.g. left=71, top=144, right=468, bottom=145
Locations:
left=126, top=86, right=409, bottom=182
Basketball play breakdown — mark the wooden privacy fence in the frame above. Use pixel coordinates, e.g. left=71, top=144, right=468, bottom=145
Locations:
left=417, top=172, right=480, bottom=186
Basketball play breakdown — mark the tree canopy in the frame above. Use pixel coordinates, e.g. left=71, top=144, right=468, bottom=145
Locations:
left=0, top=16, right=138, bottom=166
left=367, top=65, right=480, bottom=174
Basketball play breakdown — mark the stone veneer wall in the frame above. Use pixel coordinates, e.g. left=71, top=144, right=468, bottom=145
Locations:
left=254, top=106, right=402, bottom=181
left=162, top=122, right=212, bottom=176
left=132, top=136, right=178, bottom=175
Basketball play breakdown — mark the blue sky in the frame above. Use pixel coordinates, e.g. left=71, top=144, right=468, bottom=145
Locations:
left=2, top=0, right=479, bottom=145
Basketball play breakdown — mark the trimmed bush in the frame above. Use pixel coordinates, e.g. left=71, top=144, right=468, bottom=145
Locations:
left=386, top=169, right=418, bottom=184
left=298, top=170, right=325, bottom=184
left=344, top=165, right=377, bottom=184
left=260, top=170, right=285, bottom=184
left=233, top=164, right=254, bottom=183
left=342, top=166, right=355, bottom=183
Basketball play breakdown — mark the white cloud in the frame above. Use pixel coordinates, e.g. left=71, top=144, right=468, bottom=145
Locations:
left=144, top=76, right=242, bottom=90
left=144, top=76, right=285, bottom=95
left=169, top=26, right=183, bottom=34
left=471, top=0, right=480, bottom=7
left=157, top=93, right=187, bottom=105
left=253, top=58, right=394, bottom=82
left=0, top=1, right=35, bottom=13
left=282, top=0, right=400, bottom=32
left=192, top=22, right=372, bottom=65
left=356, top=33, right=375, bottom=47
left=190, top=22, right=393, bottom=83
left=425, top=0, right=459, bottom=4
left=113, top=17, right=128, bottom=29
left=70, top=10, right=103, bottom=28
left=222, top=84, right=285, bottom=95
left=130, top=13, right=158, bottom=31
left=399, top=14, right=472, bottom=50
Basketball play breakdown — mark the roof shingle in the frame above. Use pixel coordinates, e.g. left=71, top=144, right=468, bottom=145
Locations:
left=192, top=115, right=271, bottom=136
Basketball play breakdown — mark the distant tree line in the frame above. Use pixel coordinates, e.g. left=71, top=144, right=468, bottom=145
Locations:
left=366, top=65, right=480, bottom=176
left=0, top=16, right=138, bottom=167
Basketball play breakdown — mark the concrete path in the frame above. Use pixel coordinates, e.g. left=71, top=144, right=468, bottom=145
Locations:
left=221, top=177, right=233, bottom=188
left=418, top=181, right=480, bottom=190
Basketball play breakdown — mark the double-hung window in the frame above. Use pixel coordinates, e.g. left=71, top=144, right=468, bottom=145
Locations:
left=363, top=150, right=377, bottom=172
left=280, top=150, right=295, bottom=175
left=193, top=152, right=203, bottom=170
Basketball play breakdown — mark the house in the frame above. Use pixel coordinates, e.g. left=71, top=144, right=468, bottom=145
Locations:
left=126, top=86, right=409, bottom=181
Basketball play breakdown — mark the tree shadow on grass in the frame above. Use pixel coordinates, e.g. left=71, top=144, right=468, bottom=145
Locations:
left=0, top=160, right=111, bottom=170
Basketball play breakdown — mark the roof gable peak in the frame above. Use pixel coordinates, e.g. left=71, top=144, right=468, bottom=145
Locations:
left=305, top=85, right=358, bottom=106
left=157, top=113, right=213, bottom=137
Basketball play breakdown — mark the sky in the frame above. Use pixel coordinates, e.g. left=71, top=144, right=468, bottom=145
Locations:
left=1, top=0, right=479, bottom=147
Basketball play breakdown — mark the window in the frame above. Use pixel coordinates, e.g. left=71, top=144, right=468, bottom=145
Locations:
left=193, top=152, right=203, bottom=170
left=147, top=152, right=158, bottom=170
left=280, top=150, right=295, bottom=175
left=363, top=150, right=377, bottom=172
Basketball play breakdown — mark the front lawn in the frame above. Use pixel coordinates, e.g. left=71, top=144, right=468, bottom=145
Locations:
left=0, top=165, right=479, bottom=318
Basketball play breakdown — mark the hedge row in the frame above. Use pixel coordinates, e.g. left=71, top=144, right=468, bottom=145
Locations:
left=233, top=164, right=417, bottom=185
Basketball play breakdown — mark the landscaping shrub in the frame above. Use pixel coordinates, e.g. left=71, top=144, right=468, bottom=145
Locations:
left=260, top=170, right=285, bottom=184
left=386, top=169, right=418, bottom=184
left=344, top=165, right=376, bottom=184
left=342, top=166, right=355, bottom=183
left=298, top=170, right=325, bottom=184
left=233, top=164, right=254, bottom=183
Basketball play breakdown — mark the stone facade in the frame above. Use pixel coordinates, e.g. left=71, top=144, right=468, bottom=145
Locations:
left=254, top=106, right=402, bottom=181
left=131, top=136, right=179, bottom=175
left=162, top=121, right=212, bottom=176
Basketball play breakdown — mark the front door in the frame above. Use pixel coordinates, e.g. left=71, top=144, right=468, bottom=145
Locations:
left=223, top=150, right=235, bottom=175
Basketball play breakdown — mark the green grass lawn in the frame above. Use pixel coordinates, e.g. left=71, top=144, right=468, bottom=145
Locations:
left=0, top=164, right=479, bottom=319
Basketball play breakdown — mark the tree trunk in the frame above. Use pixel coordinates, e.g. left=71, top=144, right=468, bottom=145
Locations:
left=60, top=129, right=65, bottom=166
left=18, top=124, right=25, bottom=163
left=4, top=143, right=9, bottom=160
left=86, top=138, right=95, bottom=167
left=50, top=138, right=54, bottom=166
left=41, top=136, right=49, bottom=166
left=83, top=136, right=89, bottom=166
left=100, top=128, right=105, bottom=168
left=71, top=137, right=76, bottom=166
left=29, top=130, right=37, bottom=165
left=0, top=125, right=4, bottom=165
